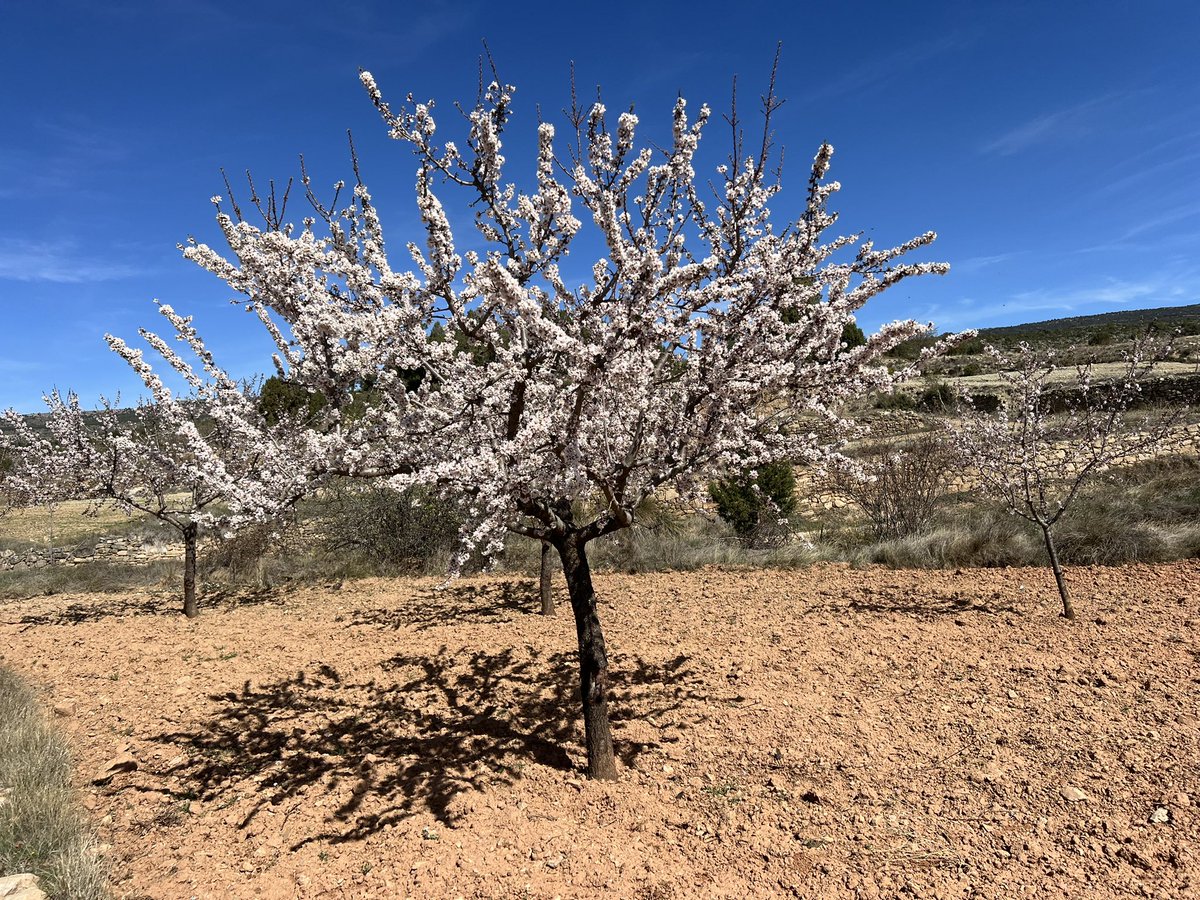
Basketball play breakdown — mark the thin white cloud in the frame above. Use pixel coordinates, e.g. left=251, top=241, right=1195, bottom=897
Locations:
left=954, top=253, right=1015, bottom=273
left=981, top=92, right=1138, bottom=156
left=1118, top=201, right=1200, bottom=241
left=1090, top=144, right=1200, bottom=199
left=0, top=358, right=46, bottom=374
left=0, top=239, right=150, bottom=284
left=801, top=33, right=967, bottom=105
left=1007, top=277, right=1186, bottom=312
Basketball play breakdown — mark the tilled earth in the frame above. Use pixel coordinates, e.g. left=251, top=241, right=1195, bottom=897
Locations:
left=2, top=561, right=1198, bottom=899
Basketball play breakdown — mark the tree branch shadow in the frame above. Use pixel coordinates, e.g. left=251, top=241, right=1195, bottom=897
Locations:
left=149, top=647, right=703, bottom=845
left=13, top=592, right=178, bottom=626
left=806, top=584, right=1023, bottom=619
left=349, top=578, right=539, bottom=630
left=12, top=585, right=287, bottom=626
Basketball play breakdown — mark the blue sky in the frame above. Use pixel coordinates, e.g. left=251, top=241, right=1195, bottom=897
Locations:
left=2, top=0, right=1199, bottom=411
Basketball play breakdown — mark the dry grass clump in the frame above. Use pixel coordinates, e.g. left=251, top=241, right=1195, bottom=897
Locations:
left=843, top=456, right=1200, bottom=569
left=0, top=560, right=179, bottom=601
left=589, top=517, right=816, bottom=573
left=0, top=667, right=108, bottom=899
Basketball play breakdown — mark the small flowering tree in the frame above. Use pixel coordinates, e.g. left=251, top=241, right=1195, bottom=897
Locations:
left=954, top=340, right=1182, bottom=619
left=156, top=64, right=955, bottom=778
left=0, top=304, right=327, bottom=617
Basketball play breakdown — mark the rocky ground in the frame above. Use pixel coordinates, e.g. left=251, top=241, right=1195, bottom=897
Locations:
left=1, top=561, right=1197, bottom=899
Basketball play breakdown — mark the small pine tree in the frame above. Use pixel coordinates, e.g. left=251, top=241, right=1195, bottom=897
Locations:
left=709, top=461, right=797, bottom=546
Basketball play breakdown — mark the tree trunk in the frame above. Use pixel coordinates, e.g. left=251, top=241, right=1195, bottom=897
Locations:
left=558, top=537, right=617, bottom=780
left=539, top=541, right=555, bottom=616
left=183, top=524, right=199, bottom=619
left=1040, top=524, right=1074, bottom=620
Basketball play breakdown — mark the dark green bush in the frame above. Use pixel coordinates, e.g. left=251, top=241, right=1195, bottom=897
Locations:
left=915, top=382, right=958, bottom=412
left=708, top=461, right=797, bottom=547
left=874, top=391, right=917, bottom=411
left=947, top=336, right=985, bottom=356
left=312, top=482, right=463, bottom=572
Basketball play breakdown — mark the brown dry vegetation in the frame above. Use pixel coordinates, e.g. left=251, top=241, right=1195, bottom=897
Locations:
left=2, top=563, right=1197, bottom=899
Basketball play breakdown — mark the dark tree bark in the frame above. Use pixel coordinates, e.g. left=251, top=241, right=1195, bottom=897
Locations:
left=557, top=535, right=617, bottom=780
left=1040, top=524, right=1074, bottom=620
left=539, top=541, right=555, bottom=616
left=182, top=523, right=199, bottom=619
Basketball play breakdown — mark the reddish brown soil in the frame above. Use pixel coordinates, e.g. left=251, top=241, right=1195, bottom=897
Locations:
left=2, top=562, right=1198, bottom=899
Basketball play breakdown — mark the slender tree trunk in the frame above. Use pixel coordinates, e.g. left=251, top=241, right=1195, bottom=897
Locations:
left=539, top=541, right=555, bottom=616
left=182, top=523, right=199, bottom=619
left=1040, top=524, right=1074, bottom=620
left=558, top=536, right=617, bottom=780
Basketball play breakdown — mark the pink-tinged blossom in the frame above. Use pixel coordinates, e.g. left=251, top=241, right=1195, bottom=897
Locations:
left=1, top=302, right=335, bottom=610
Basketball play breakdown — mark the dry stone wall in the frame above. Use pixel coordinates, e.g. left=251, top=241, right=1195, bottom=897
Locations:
left=795, top=420, right=1200, bottom=515
left=0, top=534, right=181, bottom=571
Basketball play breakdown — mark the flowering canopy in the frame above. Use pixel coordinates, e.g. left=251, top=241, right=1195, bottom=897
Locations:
left=173, top=71, right=953, bottom=569
left=1, top=302, right=327, bottom=537
left=952, top=338, right=1183, bottom=619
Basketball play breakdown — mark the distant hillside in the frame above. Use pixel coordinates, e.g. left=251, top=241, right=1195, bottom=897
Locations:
left=889, top=302, right=1200, bottom=362
left=977, top=303, right=1200, bottom=347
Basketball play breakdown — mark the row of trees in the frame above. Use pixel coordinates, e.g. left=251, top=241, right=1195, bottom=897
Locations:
left=706, top=336, right=1184, bottom=621
left=1, top=60, right=955, bottom=779
left=1, top=60, right=1180, bottom=777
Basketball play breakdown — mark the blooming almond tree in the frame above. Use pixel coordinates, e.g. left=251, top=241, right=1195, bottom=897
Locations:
left=1, top=304, right=328, bottom=617
left=164, top=64, right=955, bottom=778
left=954, top=339, right=1183, bottom=620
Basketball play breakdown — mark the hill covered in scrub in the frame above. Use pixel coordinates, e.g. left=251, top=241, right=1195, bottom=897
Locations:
left=887, top=302, right=1200, bottom=364
left=977, top=302, right=1200, bottom=347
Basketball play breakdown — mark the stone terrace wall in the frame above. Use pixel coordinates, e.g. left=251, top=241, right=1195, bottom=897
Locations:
left=795, top=420, right=1200, bottom=515
left=0, top=534, right=181, bottom=571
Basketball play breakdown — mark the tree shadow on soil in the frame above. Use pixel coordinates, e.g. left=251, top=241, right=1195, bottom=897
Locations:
left=12, top=593, right=174, bottom=627
left=150, top=647, right=703, bottom=845
left=349, top=578, right=540, bottom=630
left=807, top=585, right=1023, bottom=620
left=12, top=586, right=287, bottom=627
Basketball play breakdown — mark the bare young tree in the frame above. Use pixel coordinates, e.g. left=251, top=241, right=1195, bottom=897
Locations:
left=953, top=339, right=1183, bottom=619
left=832, top=430, right=956, bottom=540
left=134, top=60, right=957, bottom=778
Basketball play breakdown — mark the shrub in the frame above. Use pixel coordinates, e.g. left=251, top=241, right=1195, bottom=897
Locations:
left=708, top=461, right=797, bottom=547
left=832, top=432, right=956, bottom=540
left=967, top=392, right=1002, bottom=413
left=915, top=381, right=958, bottom=412
left=947, top=336, right=985, bottom=356
left=201, top=522, right=282, bottom=584
left=874, top=391, right=917, bottom=411
left=312, top=482, right=463, bottom=573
